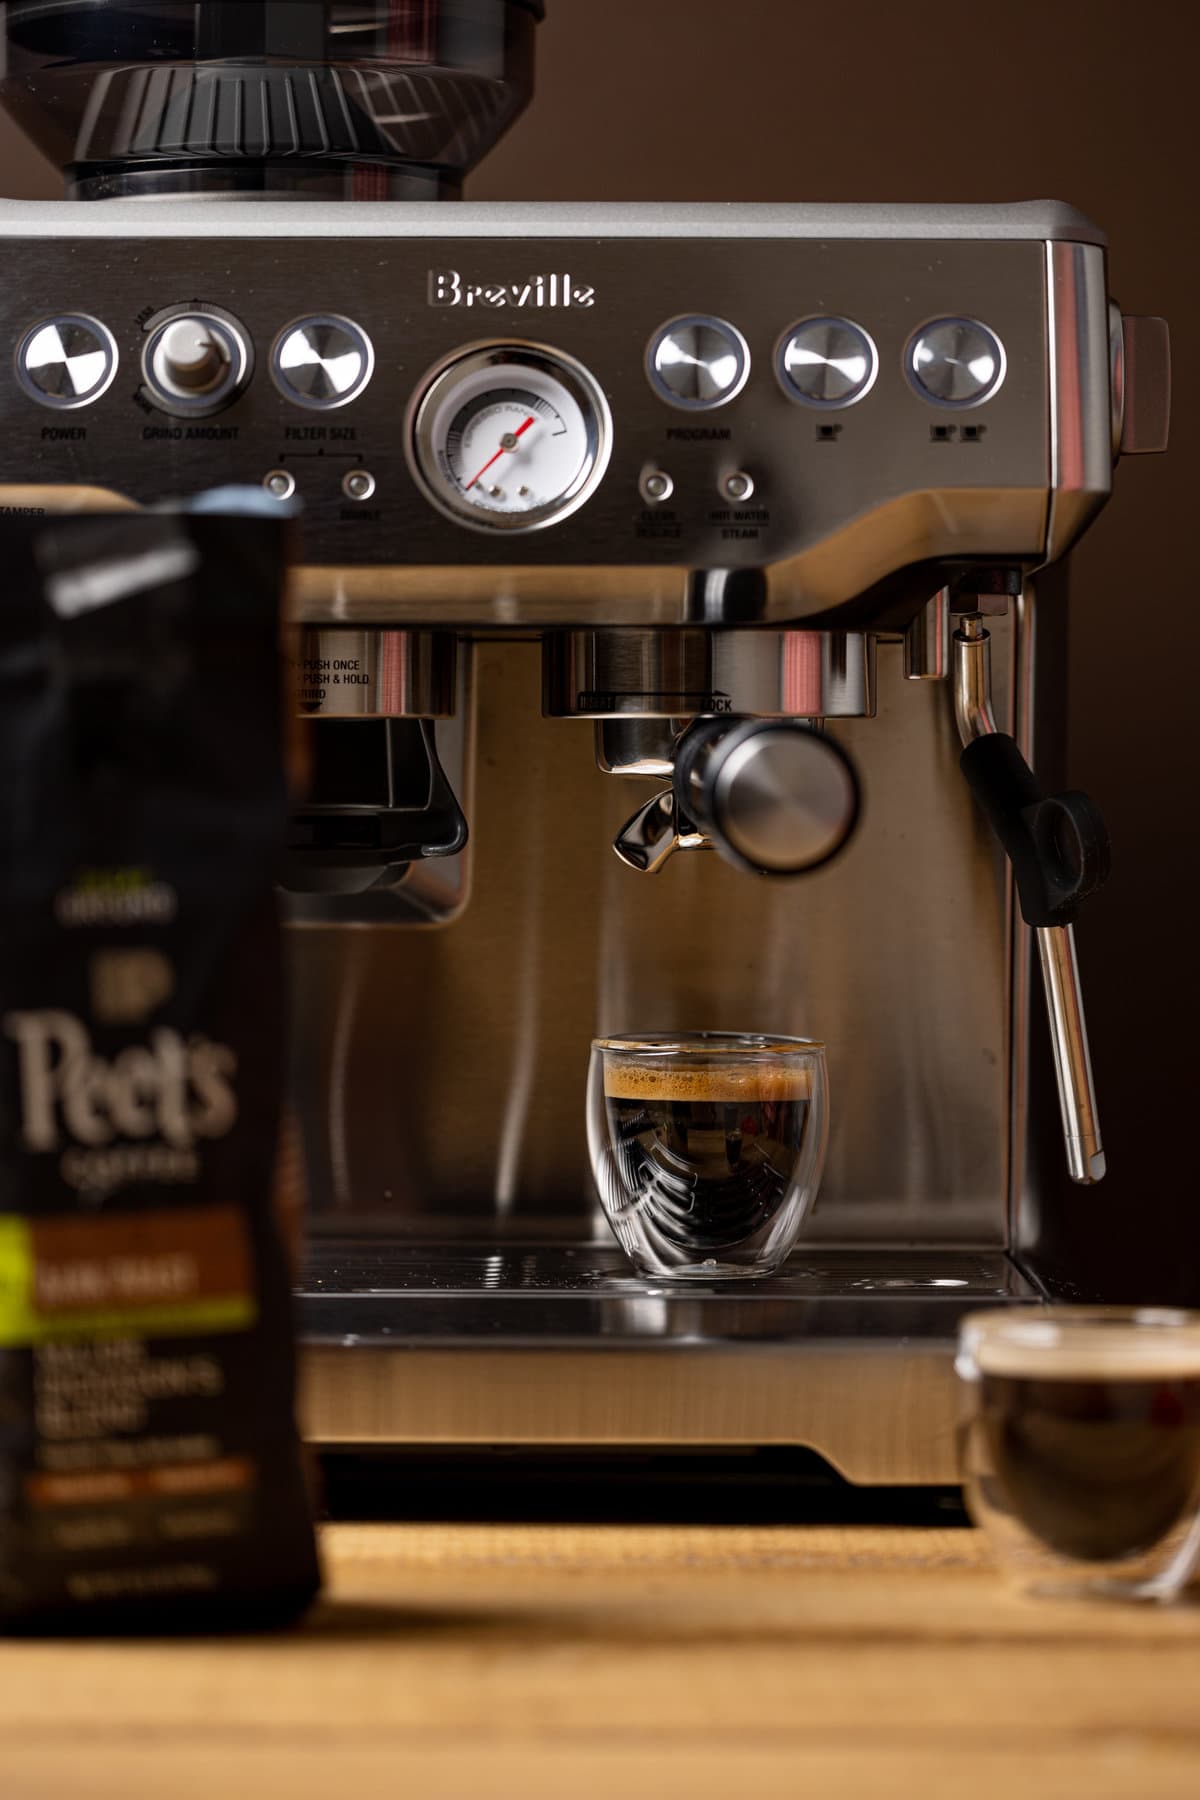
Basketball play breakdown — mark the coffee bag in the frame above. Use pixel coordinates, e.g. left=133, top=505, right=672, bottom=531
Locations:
left=0, top=507, right=320, bottom=1630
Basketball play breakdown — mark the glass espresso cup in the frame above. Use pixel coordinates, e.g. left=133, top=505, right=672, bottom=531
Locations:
left=587, top=1033, right=828, bottom=1279
left=957, top=1308, right=1200, bottom=1601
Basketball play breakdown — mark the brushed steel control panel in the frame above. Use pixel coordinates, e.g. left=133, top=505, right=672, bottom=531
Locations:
left=0, top=201, right=1113, bottom=623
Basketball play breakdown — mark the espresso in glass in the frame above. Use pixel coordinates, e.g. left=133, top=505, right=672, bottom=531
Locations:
left=603, top=1063, right=813, bottom=1252
left=958, top=1309, right=1200, bottom=1599
left=588, top=1034, right=828, bottom=1279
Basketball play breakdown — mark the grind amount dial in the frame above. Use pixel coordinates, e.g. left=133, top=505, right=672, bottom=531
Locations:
left=409, top=343, right=612, bottom=531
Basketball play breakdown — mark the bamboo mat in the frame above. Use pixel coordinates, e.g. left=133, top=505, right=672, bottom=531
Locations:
left=3, top=1522, right=1199, bottom=1799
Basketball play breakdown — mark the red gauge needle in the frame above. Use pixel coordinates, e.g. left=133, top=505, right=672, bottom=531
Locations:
left=464, top=415, right=535, bottom=491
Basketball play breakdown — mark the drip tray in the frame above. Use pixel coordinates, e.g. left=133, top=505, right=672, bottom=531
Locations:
left=298, top=1240, right=1035, bottom=1343
left=297, top=1243, right=1037, bottom=1482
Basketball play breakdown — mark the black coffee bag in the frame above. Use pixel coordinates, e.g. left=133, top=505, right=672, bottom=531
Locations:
left=0, top=507, right=320, bottom=1630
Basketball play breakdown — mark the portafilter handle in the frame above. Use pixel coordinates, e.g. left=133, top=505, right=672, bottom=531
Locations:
left=613, top=717, right=861, bottom=877
left=953, top=617, right=1111, bottom=1184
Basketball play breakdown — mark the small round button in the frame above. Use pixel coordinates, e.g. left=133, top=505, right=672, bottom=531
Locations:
left=272, top=315, right=374, bottom=410
left=777, top=316, right=878, bottom=408
left=142, top=310, right=250, bottom=414
left=263, top=469, right=296, bottom=500
left=647, top=315, right=750, bottom=410
left=722, top=471, right=755, bottom=502
left=16, top=314, right=118, bottom=409
left=640, top=468, right=674, bottom=504
left=342, top=469, right=376, bottom=502
left=906, top=318, right=1006, bottom=407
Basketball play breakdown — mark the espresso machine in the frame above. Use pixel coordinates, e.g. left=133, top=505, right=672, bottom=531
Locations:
left=0, top=0, right=1171, bottom=1486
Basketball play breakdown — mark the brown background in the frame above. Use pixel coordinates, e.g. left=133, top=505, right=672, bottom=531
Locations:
left=1, top=0, right=1193, bottom=1289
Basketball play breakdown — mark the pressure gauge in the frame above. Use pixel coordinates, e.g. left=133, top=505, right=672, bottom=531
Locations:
left=409, top=342, right=612, bottom=532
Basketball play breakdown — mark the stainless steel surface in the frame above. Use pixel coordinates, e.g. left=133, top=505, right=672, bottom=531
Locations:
left=904, top=588, right=951, bottom=680
left=595, top=717, right=682, bottom=777
left=544, top=629, right=875, bottom=719
left=953, top=618, right=999, bottom=744
left=707, top=725, right=859, bottom=874
left=1119, top=315, right=1172, bottom=454
left=142, top=309, right=249, bottom=413
left=906, top=317, right=1006, bottom=407
left=1045, top=240, right=1113, bottom=558
left=1009, top=585, right=1038, bottom=1245
left=647, top=315, right=751, bottom=409
left=0, top=199, right=1107, bottom=242
left=15, top=312, right=118, bottom=408
left=294, top=635, right=1013, bottom=1240
left=271, top=314, right=375, bottom=410
left=0, top=207, right=1091, bottom=619
left=1037, top=923, right=1107, bottom=1184
left=611, top=788, right=706, bottom=874
left=292, top=629, right=457, bottom=720
left=297, top=1243, right=1039, bottom=1481
left=776, top=315, right=878, bottom=408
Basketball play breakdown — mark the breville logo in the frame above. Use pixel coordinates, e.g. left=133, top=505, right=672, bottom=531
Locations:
left=428, top=269, right=595, bottom=309
left=3, top=1010, right=237, bottom=1153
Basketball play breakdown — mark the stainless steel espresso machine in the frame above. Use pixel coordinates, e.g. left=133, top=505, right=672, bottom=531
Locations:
left=0, top=0, right=1171, bottom=1485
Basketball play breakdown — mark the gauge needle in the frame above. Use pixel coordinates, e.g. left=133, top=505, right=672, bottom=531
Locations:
left=464, top=415, right=535, bottom=491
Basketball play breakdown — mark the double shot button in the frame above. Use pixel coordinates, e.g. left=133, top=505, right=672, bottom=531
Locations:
left=906, top=317, right=1006, bottom=407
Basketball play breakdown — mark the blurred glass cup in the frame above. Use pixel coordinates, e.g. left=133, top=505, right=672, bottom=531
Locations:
left=957, top=1307, right=1200, bottom=1601
left=587, top=1032, right=828, bottom=1280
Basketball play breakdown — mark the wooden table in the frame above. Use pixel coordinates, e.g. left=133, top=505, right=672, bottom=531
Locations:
left=3, top=1523, right=1199, bottom=1799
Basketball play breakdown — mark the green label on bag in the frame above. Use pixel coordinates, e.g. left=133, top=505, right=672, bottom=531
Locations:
left=0, top=1211, right=256, bottom=1347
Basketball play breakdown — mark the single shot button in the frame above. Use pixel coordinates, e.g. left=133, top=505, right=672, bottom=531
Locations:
left=777, top=317, right=878, bottom=408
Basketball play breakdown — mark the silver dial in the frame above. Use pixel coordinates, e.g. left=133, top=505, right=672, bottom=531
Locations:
left=906, top=317, right=1006, bottom=407
left=272, top=314, right=374, bottom=410
left=142, top=307, right=251, bottom=415
left=777, top=316, right=878, bottom=408
left=16, top=314, right=118, bottom=409
left=410, top=343, right=612, bottom=532
left=647, top=315, right=750, bottom=410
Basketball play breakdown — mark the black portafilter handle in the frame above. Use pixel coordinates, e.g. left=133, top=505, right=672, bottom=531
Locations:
left=959, top=733, right=1111, bottom=929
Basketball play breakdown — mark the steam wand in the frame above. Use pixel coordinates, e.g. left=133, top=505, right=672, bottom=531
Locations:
left=953, top=611, right=1110, bottom=1184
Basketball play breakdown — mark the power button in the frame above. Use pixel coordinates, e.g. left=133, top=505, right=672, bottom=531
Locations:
left=16, top=314, right=119, bottom=410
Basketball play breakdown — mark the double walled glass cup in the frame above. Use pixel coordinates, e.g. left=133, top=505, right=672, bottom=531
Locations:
left=587, top=1033, right=828, bottom=1280
left=957, top=1308, right=1200, bottom=1601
